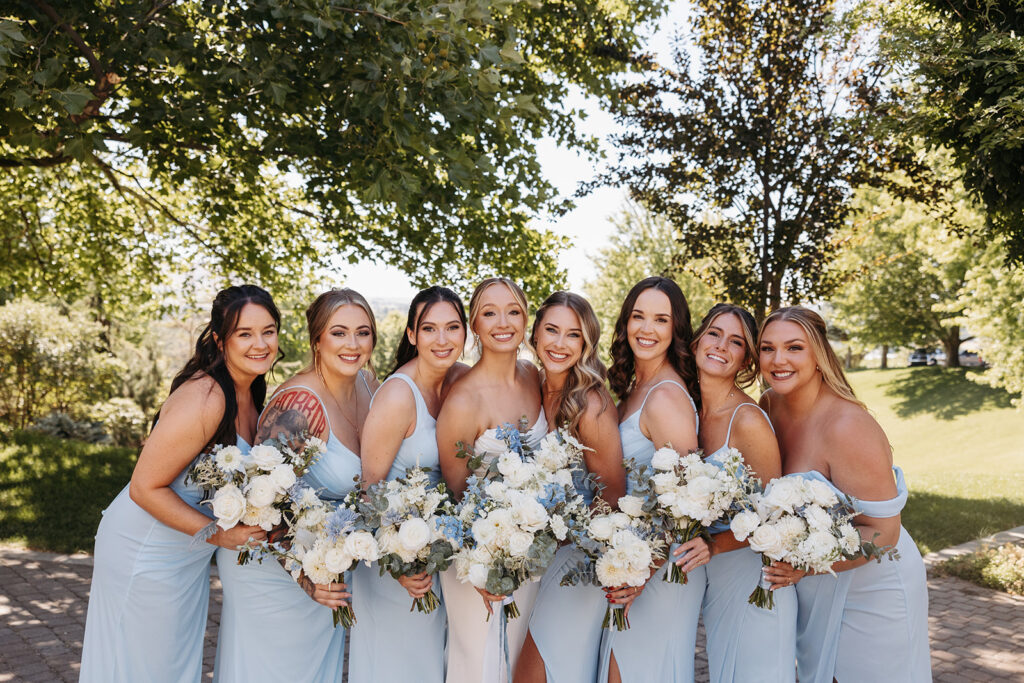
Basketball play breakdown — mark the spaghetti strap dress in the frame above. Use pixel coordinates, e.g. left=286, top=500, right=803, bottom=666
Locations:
left=702, top=404, right=796, bottom=682
left=598, top=379, right=705, bottom=683
left=213, top=383, right=365, bottom=683
left=791, top=467, right=931, bottom=683
left=349, top=372, right=447, bottom=682
left=439, top=411, right=548, bottom=683
left=80, top=435, right=250, bottom=682
left=524, top=417, right=606, bottom=683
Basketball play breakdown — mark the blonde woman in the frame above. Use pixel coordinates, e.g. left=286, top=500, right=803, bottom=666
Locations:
left=758, top=306, right=930, bottom=683
left=437, top=277, right=546, bottom=683
left=515, top=291, right=626, bottom=683
left=214, top=288, right=378, bottom=683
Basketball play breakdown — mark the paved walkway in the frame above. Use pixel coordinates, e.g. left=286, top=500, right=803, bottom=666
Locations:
left=2, top=532, right=1022, bottom=682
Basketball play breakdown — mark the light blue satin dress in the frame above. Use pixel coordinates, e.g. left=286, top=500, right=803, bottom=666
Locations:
left=791, top=468, right=931, bottom=683
left=213, top=385, right=364, bottom=683
left=80, top=435, right=249, bottom=682
left=349, top=373, right=447, bottom=683
left=598, top=379, right=706, bottom=683
left=526, top=419, right=604, bottom=683
left=702, top=404, right=797, bottom=682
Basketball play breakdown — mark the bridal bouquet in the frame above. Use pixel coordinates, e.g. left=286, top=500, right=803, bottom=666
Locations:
left=187, top=437, right=325, bottom=546
left=639, top=445, right=747, bottom=583
left=730, top=474, right=898, bottom=609
left=561, top=495, right=666, bottom=631
left=355, top=467, right=457, bottom=614
left=451, top=422, right=591, bottom=620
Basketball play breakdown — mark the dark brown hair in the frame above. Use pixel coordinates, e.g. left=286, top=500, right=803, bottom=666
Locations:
left=391, top=286, right=467, bottom=375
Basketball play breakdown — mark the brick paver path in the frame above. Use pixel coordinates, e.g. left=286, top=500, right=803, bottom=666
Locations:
left=1, top=545, right=1021, bottom=682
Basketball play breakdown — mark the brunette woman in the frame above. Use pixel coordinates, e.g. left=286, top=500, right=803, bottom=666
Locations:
left=81, top=285, right=278, bottom=682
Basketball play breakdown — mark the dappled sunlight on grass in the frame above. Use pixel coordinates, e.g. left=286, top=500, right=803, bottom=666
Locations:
left=880, top=367, right=1014, bottom=420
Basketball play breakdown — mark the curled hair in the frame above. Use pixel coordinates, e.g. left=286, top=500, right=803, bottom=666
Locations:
left=468, top=277, right=529, bottom=352
left=758, top=306, right=865, bottom=409
left=692, top=303, right=759, bottom=389
left=167, top=285, right=281, bottom=450
left=608, top=277, right=699, bottom=404
left=529, top=291, right=609, bottom=439
left=304, top=288, right=377, bottom=377
left=391, top=286, right=467, bottom=375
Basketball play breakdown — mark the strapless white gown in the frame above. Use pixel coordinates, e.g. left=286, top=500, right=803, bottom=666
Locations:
left=440, top=412, right=548, bottom=683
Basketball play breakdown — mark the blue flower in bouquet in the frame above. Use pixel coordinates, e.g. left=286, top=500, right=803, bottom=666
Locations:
left=381, top=507, right=404, bottom=527
left=538, top=482, right=567, bottom=509
left=493, top=423, right=523, bottom=454
left=324, top=507, right=358, bottom=543
left=436, top=515, right=465, bottom=547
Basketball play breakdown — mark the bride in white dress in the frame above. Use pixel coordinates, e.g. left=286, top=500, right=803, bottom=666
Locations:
left=437, top=277, right=546, bottom=683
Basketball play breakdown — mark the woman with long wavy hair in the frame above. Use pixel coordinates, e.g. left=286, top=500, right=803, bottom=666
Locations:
left=758, top=306, right=930, bottom=683
left=598, top=276, right=710, bottom=683
left=81, top=285, right=279, bottom=682
left=437, top=277, right=546, bottom=683
left=692, top=303, right=796, bottom=682
left=214, top=288, right=379, bottom=683
left=349, top=286, right=469, bottom=682
left=514, top=291, right=626, bottom=683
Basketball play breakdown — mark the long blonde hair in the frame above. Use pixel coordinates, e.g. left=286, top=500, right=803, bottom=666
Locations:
left=529, top=291, right=609, bottom=438
left=468, top=277, right=529, bottom=353
left=303, top=288, right=378, bottom=377
left=759, top=306, right=864, bottom=409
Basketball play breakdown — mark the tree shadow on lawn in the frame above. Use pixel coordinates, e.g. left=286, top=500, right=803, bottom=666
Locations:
left=904, top=490, right=1024, bottom=554
left=882, top=367, right=1015, bottom=420
left=0, top=431, right=136, bottom=554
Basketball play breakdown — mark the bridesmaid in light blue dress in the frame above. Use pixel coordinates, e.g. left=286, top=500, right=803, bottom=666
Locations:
left=213, top=288, right=379, bottom=683
left=758, top=306, right=931, bottom=683
left=80, top=285, right=280, bottom=682
left=692, top=303, right=796, bottom=682
left=598, top=277, right=710, bottom=683
left=349, top=286, right=469, bottom=682
left=516, top=292, right=626, bottom=683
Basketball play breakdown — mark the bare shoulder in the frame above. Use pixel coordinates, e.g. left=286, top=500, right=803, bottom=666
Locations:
left=438, top=375, right=480, bottom=416
left=822, top=401, right=893, bottom=480
left=163, top=373, right=225, bottom=415
left=441, top=362, right=472, bottom=401
left=732, top=402, right=774, bottom=439
left=583, top=387, right=615, bottom=421
left=517, top=359, right=541, bottom=386
left=646, top=380, right=694, bottom=414
left=256, top=381, right=330, bottom=444
left=372, top=374, right=417, bottom=414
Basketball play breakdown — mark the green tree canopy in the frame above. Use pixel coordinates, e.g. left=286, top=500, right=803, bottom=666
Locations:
left=594, top=0, right=929, bottom=322
left=0, top=1, right=666, bottom=301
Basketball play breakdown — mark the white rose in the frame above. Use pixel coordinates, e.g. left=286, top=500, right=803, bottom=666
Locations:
left=504, top=461, right=537, bottom=489
left=324, top=547, right=353, bottom=574
left=617, top=495, right=645, bottom=517
left=343, top=530, right=379, bottom=562
left=804, top=505, right=835, bottom=532
left=268, top=463, right=297, bottom=492
left=485, top=481, right=509, bottom=502
left=550, top=514, right=568, bottom=541
left=423, top=491, right=443, bottom=517
left=589, top=515, right=615, bottom=541
left=211, top=483, right=246, bottom=529
left=472, top=516, right=499, bottom=547
left=397, top=517, right=431, bottom=553
left=799, top=530, right=839, bottom=565
left=651, top=472, right=679, bottom=494
left=839, top=524, right=861, bottom=554
left=749, top=523, right=786, bottom=559
left=608, top=512, right=631, bottom=530
left=497, top=452, right=522, bottom=477
left=730, top=510, right=761, bottom=542
left=298, top=503, right=327, bottom=529
left=806, top=479, right=839, bottom=508
left=467, top=563, right=490, bottom=589
left=650, top=447, right=679, bottom=471
left=764, top=477, right=807, bottom=514
left=245, top=475, right=278, bottom=508
left=248, top=444, right=285, bottom=470
left=508, top=531, right=534, bottom=557
left=214, top=445, right=246, bottom=473
left=377, top=526, right=400, bottom=555
left=514, top=498, right=549, bottom=533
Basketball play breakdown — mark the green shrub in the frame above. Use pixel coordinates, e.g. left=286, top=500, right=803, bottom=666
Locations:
left=90, top=398, right=148, bottom=448
left=934, top=543, right=1024, bottom=596
left=29, top=412, right=109, bottom=444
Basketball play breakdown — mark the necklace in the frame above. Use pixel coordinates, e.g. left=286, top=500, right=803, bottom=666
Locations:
left=322, top=376, right=363, bottom=439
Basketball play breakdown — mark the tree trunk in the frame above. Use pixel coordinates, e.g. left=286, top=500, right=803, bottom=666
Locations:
left=943, top=326, right=961, bottom=367
left=880, top=344, right=889, bottom=369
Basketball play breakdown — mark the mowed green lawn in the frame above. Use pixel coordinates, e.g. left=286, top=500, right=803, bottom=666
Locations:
left=848, top=367, right=1024, bottom=553
left=0, top=367, right=1021, bottom=554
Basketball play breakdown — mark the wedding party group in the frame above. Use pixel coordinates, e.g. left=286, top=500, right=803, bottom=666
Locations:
left=78, top=275, right=932, bottom=683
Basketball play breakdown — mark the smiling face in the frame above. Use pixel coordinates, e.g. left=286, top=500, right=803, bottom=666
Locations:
left=533, top=304, right=584, bottom=375
left=222, top=303, right=279, bottom=379
left=316, top=304, right=375, bottom=378
left=695, top=312, right=750, bottom=382
left=625, top=287, right=673, bottom=363
left=758, top=319, right=818, bottom=395
left=409, top=301, right=466, bottom=372
left=472, top=283, right=526, bottom=353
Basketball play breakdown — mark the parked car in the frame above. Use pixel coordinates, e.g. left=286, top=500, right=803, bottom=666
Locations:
left=908, top=348, right=930, bottom=366
left=958, top=351, right=986, bottom=368
left=928, top=349, right=946, bottom=366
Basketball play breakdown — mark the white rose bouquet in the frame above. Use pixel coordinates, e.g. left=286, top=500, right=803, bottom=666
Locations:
left=730, top=474, right=899, bottom=609
left=354, top=467, right=458, bottom=614
left=638, top=445, right=746, bottom=583
left=186, top=436, right=325, bottom=560
left=451, top=422, right=591, bottom=621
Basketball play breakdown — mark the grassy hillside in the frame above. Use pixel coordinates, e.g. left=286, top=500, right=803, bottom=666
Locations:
left=849, top=367, right=1024, bottom=553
